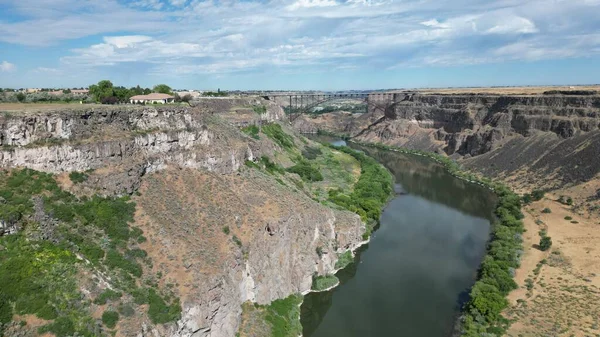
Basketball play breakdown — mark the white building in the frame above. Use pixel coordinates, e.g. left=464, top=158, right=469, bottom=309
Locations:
left=130, top=93, right=175, bottom=104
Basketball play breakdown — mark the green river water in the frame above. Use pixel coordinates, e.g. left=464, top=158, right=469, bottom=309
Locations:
left=300, top=138, right=497, bottom=337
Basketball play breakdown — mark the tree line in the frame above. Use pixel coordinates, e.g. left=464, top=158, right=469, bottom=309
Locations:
left=88, top=80, right=191, bottom=104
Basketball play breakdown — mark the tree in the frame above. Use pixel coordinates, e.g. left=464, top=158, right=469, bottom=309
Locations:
left=16, top=92, right=26, bottom=102
left=130, top=85, right=144, bottom=96
left=152, top=84, right=172, bottom=94
left=62, top=89, right=71, bottom=94
left=113, top=86, right=132, bottom=102
left=181, top=94, right=192, bottom=103
left=539, top=236, right=552, bottom=251
left=89, top=80, right=114, bottom=102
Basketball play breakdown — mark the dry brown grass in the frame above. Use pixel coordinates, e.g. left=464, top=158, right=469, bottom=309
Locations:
left=504, top=182, right=600, bottom=337
left=390, top=85, right=600, bottom=95
left=0, top=103, right=103, bottom=112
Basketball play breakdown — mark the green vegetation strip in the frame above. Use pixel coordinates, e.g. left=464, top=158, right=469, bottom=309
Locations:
left=311, top=274, right=339, bottom=291
left=316, top=134, right=525, bottom=336
left=334, top=251, right=354, bottom=270
left=325, top=145, right=394, bottom=240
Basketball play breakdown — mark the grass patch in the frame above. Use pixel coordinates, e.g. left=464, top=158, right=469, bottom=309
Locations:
left=286, top=160, right=323, bottom=182
left=260, top=156, right=285, bottom=175
left=311, top=274, right=339, bottom=291
left=68, top=171, right=88, bottom=184
left=301, top=146, right=322, bottom=160
left=102, top=310, right=119, bottom=329
left=264, top=294, right=303, bottom=337
left=93, top=289, right=122, bottom=305
left=252, top=105, right=267, bottom=115
left=325, top=146, right=394, bottom=238
left=147, top=289, right=181, bottom=324
left=262, top=123, right=295, bottom=150
left=241, top=125, right=260, bottom=139
left=334, top=251, right=354, bottom=270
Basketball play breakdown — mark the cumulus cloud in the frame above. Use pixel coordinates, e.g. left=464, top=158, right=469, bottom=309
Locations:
left=0, top=61, right=16, bottom=72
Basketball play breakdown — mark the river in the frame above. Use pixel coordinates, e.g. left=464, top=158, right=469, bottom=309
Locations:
left=301, top=137, right=497, bottom=337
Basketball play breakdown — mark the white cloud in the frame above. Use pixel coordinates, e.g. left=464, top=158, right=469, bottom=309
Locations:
left=1, top=0, right=599, bottom=78
left=103, top=35, right=153, bottom=48
left=287, top=0, right=338, bottom=10
left=169, top=0, right=188, bottom=7
left=0, top=61, right=16, bottom=72
left=34, top=67, right=60, bottom=74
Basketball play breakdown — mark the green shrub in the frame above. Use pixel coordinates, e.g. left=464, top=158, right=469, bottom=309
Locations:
left=232, top=235, right=242, bottom=248
left=245, top=160, right=260, bottom=169
left=260, top=156, right=285, bottom=175
left=564, top=216, right=572, bottom=220
left=105, top=249, right=143, bottom=277
left=38, top=317, right=76, bottom=337
left=311, top=274, right=339, bottom=291
left=286, top=160, right=323, bottom=182
left=147, top=289, right=181, bottom=324
left=326, top=146, right=393, bottom=227
left=241, top=125, right=260, bottom=139
left=262, top=123, right=294, bottom=150
left=531, top=190, right=544, bottom=201
left=222, top=226, right=230, bottom=235
left=93, top=289, right=122, bottom=305
left=68, top=171, right=88, bottom=184
left=539, top=236, right=552, bottom=251
left=132, top=288, right=150, bottom=305
left=334, top=251, right=354, bottom=270
left=102, top=310, right=119, bottom=329
left=263, top=294, right=303, bottom=337
left=252, top=105, right=267, bottom=115
left=301, top=146, right=322, bottom=160
left=118, top=303, right=135, bottom=317
left=541, top=208, right=551, bottom=213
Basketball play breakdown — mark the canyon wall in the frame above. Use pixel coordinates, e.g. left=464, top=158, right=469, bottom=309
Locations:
left=0, top=100, right=366, bottom=337
left=293, top=93, right=600, bottom=188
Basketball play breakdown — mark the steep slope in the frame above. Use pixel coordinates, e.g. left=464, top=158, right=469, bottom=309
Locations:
left=0, top=101, right=374, bottom=337
left=293, top=93, right=600, bottom=188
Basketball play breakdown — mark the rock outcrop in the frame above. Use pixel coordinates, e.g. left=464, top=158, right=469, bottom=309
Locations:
left=0, top=100, right=366, bottom=337
left=292, top=93, right=600, bottom=187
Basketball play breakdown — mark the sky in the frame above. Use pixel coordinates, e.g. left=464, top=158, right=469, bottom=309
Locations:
left=0, top=0, right=599, bottom=90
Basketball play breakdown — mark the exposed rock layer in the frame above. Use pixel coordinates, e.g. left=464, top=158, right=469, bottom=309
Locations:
left=0, top=101, right=365, bottom=336
left=292, top=93, right=600, bottom=188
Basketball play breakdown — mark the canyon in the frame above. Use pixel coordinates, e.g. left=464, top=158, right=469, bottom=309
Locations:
left=0, top=99, right=368, bottom=337
left=1, top=89, right=599, bottom=337
left=292, top=90, right=600, bottom=337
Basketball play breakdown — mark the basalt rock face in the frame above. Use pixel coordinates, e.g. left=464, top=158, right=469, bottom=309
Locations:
left=0, top=102, right=284, bottom=195
left=292, top=93, right=600, bottom=186
left=0, top=102, right=366, bottom=337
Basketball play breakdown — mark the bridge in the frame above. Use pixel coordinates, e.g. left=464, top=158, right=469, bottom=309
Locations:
left=261, top=92, right=401, bottom=121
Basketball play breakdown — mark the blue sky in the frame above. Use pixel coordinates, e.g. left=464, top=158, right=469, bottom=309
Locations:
left=1, top=0, right=599, bottom=90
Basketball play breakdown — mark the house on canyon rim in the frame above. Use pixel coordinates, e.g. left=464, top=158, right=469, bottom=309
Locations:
left=129, top=93, right=175, bottom=104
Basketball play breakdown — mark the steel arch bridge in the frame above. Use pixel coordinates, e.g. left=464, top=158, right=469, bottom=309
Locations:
left=262, top=93, right=396, bottom=121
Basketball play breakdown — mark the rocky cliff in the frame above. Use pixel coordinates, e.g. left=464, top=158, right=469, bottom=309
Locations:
left=292, top=93, right=600, bottom=188
left=0, top=100, right=366, bottom=337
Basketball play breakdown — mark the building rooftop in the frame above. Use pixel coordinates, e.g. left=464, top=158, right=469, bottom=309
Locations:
left=130, top=93, right=174, bottom=100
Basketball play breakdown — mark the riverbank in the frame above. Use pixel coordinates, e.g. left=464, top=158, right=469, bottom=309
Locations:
left=311, top=132, right=524, bottom=336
